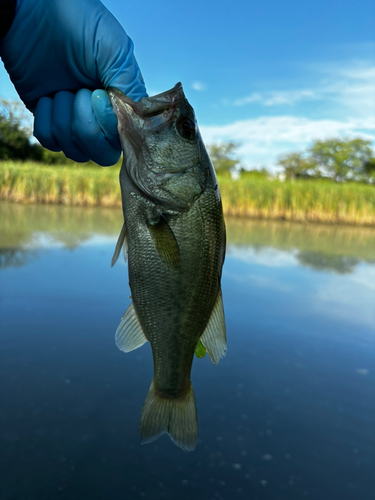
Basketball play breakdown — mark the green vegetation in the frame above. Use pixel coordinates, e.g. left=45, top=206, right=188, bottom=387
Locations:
left=0, top=99, right=41, bottom=161
left=0, top=99, right=99, bottom=165
left=0, top=161, right=121, bottom=206
left=219, top=175, right=375, bottom=224
left=1, top=161, right=375, bottom=225
left=278, top=138, right=375, bottom=183
left=207, top=142, right=240, bottom=175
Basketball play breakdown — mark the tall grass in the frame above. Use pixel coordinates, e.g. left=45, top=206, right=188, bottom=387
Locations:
left=0, top=161, right=121, bottom=207
left=1, top=161, right=375, bottom=225
left=219, top=175, right=375, bottom=225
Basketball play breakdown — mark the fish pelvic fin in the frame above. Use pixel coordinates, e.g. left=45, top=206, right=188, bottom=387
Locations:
left=111, top=222, right=127, bottom=267
left=200, top=288, right=227, bottom=365
left=140, top=380, right=198, bottom=451
left=115, top=302, right=148, bottom=352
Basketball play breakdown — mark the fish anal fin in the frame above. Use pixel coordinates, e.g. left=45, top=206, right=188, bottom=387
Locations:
left=200, top=289, right=227, bottom=365
left=140, top=380, right=198, bottom=451
left=147, top=216, right=179, bottom=268
left=115, top=302, right=148, bottom=352
left=111, top=222, right=128, bottom=267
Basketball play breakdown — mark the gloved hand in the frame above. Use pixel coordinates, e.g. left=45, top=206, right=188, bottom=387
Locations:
left=0, top=0, right=147, bottom=165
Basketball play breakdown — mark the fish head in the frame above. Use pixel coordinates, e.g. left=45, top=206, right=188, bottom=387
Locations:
left=108, top=84, right=211, bottom=213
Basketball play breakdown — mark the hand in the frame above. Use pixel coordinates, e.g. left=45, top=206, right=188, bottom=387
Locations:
left=0, top=0, right=147, bottom=165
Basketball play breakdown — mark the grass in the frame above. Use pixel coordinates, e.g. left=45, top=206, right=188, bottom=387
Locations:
left=1, top=161, right=375, bottom=225
left=0, top=160, right=121, bottom=207
left=219, top=175, right=375, bottom=225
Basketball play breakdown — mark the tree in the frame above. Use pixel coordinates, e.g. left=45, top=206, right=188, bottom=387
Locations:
left=207, top=142, right=240, bottom=175
left=0, top=99, right=76, bottom=164
left=0, top=99, right=42, bottom=161
left=309, top=138, right=374, bottom=182
left=239, top=167, right=270, bottom=178
left=278, top=138, right=375, bottom=183
left=364, top=158, right=375, bottom=182
left=277, top=152, right=318, bottom=180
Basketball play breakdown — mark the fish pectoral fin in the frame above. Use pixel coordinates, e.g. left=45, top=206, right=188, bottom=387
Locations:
left=115, top=302, right=148, bottom=352
left=200, top=289, right=227, bottom=365
left=147, top=216, right=179, bottom=268
left=111, top=222, right=128, bottom=267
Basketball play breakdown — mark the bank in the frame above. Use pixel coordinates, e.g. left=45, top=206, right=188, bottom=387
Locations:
left=1, top=161, right=375, bottom=225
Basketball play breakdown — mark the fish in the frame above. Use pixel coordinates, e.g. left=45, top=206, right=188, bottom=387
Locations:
left=107, top=83, right=226, bottom=451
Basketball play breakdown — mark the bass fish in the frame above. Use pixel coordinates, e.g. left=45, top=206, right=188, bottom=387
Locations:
left=108, top=83, right=226, bottom=451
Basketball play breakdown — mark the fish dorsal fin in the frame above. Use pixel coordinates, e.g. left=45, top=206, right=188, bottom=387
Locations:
left=115, top=302, right=148, bottom=352
left=111, top=223, right=128, bottom=267
left=147, top=216, right=179, bottom=268
left=200, top=289, right=227, bottom=365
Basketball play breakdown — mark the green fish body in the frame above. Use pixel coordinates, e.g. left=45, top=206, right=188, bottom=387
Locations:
left=108, top=84, right=226, bottom=451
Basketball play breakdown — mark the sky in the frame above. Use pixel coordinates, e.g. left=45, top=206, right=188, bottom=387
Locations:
left=1, top=0, right=374, bottom=171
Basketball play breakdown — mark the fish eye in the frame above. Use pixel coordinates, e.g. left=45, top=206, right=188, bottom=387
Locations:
left=176, top=117, right=196, bottom=140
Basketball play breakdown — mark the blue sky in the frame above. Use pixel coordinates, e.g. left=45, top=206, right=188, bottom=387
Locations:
left=1, top=0, right=374, bottom=171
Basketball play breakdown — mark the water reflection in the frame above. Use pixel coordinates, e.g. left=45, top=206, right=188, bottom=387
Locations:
left=0, top=247, right=37, bottom=269
left=1, top=202, right=374, bottom=500
left=296, top=252, right=359, bottom=274
left=1, top=202, right=375, bottom=272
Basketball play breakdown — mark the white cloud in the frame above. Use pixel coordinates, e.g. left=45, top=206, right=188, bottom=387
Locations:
left=314, top=263, right=375, bottom=329
left=235, top=89, right=316, bottom=107
left=200, top=115, right=375, bottom=171
left=234, top=61, right=375, bottom=113
left=191, top=81, right=207, bottom=92
left=227, top=245, right=299, bottom=268
left=26, top=233, right=117, bottom=249
left=201, top=60, right=375, bottom=171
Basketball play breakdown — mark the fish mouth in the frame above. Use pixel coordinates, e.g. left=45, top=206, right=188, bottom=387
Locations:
left=108, top=83, right=185, bottom=119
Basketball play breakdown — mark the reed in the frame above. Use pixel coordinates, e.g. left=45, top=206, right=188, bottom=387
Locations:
left=218, top=176, right=375, bottom=225
left=0, top=161, right=121, bottom=207
left=1, top=161, right=375, bottom=225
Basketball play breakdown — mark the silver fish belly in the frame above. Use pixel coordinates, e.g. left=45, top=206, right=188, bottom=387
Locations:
left=108, top=83, right=226, bottom=451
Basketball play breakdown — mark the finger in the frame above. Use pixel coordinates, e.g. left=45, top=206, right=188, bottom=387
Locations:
left=72, top=89, right=121, bottom=166
left=106, top=47, right=148, bottom=102
left=91, top=90, right=121, bottom=150
left=51, top=91, right=90, bottom=163
left=94, top=12, right=147, bottom=102
left=34, top=97, right=61, bottom=151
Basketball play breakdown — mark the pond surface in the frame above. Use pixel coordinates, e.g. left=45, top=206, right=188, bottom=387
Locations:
left=1, top=202, right=374, bottom=500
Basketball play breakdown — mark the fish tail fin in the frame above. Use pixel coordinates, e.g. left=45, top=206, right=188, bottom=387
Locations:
left=139, top=379, right=198, bottom=451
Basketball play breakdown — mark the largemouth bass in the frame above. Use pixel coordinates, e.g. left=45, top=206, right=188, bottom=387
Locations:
left=108, top=83, right=226, bottom=451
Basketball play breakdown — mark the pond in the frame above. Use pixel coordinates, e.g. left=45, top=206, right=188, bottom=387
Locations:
left=1, top=202, right=374, bottom=500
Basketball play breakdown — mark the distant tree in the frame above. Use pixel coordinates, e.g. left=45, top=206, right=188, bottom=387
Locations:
left=277, top=152, right=318, bottom=180
left=39, top=149, right=73, bottom=165
left=0, top=99, right=42, bottom=161
left=0, top=99, right=79, bottom=164
left=278, top=138, right=375, bottom=183
left=309, top=138, right=374, bottom=182
left=207, top=142, right=240, bottom=175
left=363, top=158, right=375, bottom=182
left=239, top=167, right=270, bottom=178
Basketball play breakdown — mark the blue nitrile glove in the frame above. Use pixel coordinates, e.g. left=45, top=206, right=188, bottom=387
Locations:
left=0, top=0, right=147, bottom=165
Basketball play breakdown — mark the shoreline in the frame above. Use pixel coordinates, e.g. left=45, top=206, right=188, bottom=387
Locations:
left=2, top=198, right=375, bottom=227
left=1, top=161, right=375, bottom=227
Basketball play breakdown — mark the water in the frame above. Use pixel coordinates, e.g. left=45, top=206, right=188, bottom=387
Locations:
left=1, top=202, right=374, bottom=500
